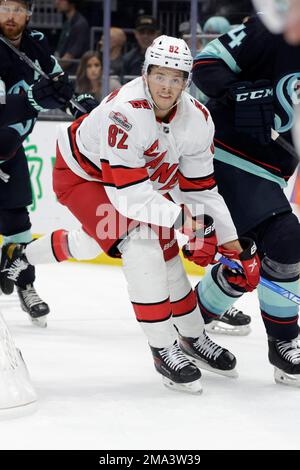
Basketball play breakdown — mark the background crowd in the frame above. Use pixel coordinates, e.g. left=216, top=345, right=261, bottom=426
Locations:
left=31, top=0, right=255, bottom=107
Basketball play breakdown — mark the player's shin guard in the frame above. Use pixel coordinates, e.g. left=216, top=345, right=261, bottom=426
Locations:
left=25, top=228, right=101, bottom=265
left=166, top=255, right=204, bottom=338
left=25, top=230, right=71, bottom=264
left=120, top=230, right=203, bottom=392
left=259, top=257, right=300, bottom=386
left=259, top=257, right=299, bottom=340
left=195, top=264, right=247, bottom=331
left=120, top=228, right=176, bottom=348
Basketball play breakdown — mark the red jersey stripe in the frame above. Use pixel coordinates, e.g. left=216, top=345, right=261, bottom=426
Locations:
left=51, top=229, right=70, bottom=262
left=171, top=289, right=197, bottom=317
left=101, top=160, right=149, bottom=188
left=215, top=138, right=282, bottom=173
left=132, top=298, right=171, bottom=322
left=261, top=312, right=298, bottom=325
left=68, top=116, right=103, bottom=181
left=178, top=171, right=216, bottom=191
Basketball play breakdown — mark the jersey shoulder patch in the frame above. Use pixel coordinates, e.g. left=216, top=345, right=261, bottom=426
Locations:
left=109, top=110, right=132, bottom=132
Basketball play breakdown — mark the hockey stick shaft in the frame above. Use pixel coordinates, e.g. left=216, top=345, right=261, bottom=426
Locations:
left=0, top=35, right=86, bottom=113
left=218, top=255, right=300, bottom=305
left=271, top=129, right=299, bottom=159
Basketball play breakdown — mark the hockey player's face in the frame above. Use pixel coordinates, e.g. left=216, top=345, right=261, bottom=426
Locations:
left=147, top=66, right=186, bottom=113
left=0, top=1, right=29, bottom=39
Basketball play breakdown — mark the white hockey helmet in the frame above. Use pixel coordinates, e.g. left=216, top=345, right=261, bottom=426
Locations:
left=143, top=35, right=193, bottom=87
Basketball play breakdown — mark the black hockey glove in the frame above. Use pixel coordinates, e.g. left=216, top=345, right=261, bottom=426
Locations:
left=67, top=93, right=99, bottom=119
left=229, top=80, right=274, bottom=146
left=27, top=72, right=74, bottom=112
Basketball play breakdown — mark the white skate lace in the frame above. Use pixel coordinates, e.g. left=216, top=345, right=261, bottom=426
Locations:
left=5, top=258, right=28, bottom=282
left=277, top=340, right=300, bottom=364
left=194, top=333, right=223, bottom=360
left=160, top=343, right=191, bottom=371
left=224, top=306, right=240, bottom=318
left=19, top=285, right=43, bottom=308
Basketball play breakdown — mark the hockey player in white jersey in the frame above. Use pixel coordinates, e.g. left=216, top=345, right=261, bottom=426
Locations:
left=0, top=35, right=261, bottom=393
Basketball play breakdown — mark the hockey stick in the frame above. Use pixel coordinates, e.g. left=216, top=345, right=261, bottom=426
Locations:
left=271, top=129, right=299, bottom=159
left=0, top=35, right=86, bottom=114
left=218, top=255, right=300, bottom=305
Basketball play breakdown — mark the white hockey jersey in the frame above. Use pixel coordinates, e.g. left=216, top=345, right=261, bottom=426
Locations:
left=58, top=77, right=237, bottom=244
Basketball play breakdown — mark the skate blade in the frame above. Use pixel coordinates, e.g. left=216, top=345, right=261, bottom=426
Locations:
left=188, top=357, right=238, bottom=378
left=206, top=322, right=251, bottom=336
left=274, top=367, right=300, bottom=387
left=28, top=315, right=47, bottom=328
left=161, top=376, right=203, bottom=394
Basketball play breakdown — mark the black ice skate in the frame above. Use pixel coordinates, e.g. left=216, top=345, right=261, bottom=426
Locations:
left=178, top=330, right=238, bottom=378
left=0, top=244, right=20, bottom=295
left=17, top=284, right=49, bottom=328
left=150, top=341, right=202, bottom=393
left=0, top=243, right=49, bottom=327
left=205, top=306, right=251, bottom=336
left=0, top=243, right=34, bottom=294
left=268, top=336, right=300, bottom=387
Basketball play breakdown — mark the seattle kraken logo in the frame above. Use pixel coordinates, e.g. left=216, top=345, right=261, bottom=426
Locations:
left=8, top=79, right=33, bottom=136
left=8, top=74, right=40, bottom=136
left=275, top=72, right=300, bottom=133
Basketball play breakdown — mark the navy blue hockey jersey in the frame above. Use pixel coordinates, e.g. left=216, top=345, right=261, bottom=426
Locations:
left=192, top=15, right=300, bottom=233
left=193, top=15, right=300, bottom=187
left=0, top=28, right=61, bottom=139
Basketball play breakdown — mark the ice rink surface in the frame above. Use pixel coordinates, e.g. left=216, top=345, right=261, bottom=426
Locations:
left=0, top=262, right=299, bottom=450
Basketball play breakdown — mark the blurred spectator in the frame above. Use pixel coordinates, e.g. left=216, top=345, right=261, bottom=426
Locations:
left=98, top=27, right=127, bottom=78
left=123, top=15, right=160, bottom=78
left=203, top=15, right=231, bottom=35
left=178, top=20, right=203, bottom=51
left=201, top=16, right=231, bottom=48
left=75, top=51, right=120, bottom=101
left=55, top=0, right=89, bottom=74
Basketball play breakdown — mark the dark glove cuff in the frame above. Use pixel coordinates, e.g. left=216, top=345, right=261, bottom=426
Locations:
left=238, top=237, right=257, bottom=261
left=194, top=214, right=215, bottom=238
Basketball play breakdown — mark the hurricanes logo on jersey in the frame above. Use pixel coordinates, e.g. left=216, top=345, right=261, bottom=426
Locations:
left=144, top=140, right=178, bottom=191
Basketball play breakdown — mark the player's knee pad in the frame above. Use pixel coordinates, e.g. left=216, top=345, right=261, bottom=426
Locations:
left=265, top=212, right=300, bottom=264
left=67, top=228, right=102, bottom=260
left=120, top=225, right=168, bottom=302
left=261, top=256, right=300, bottom=281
